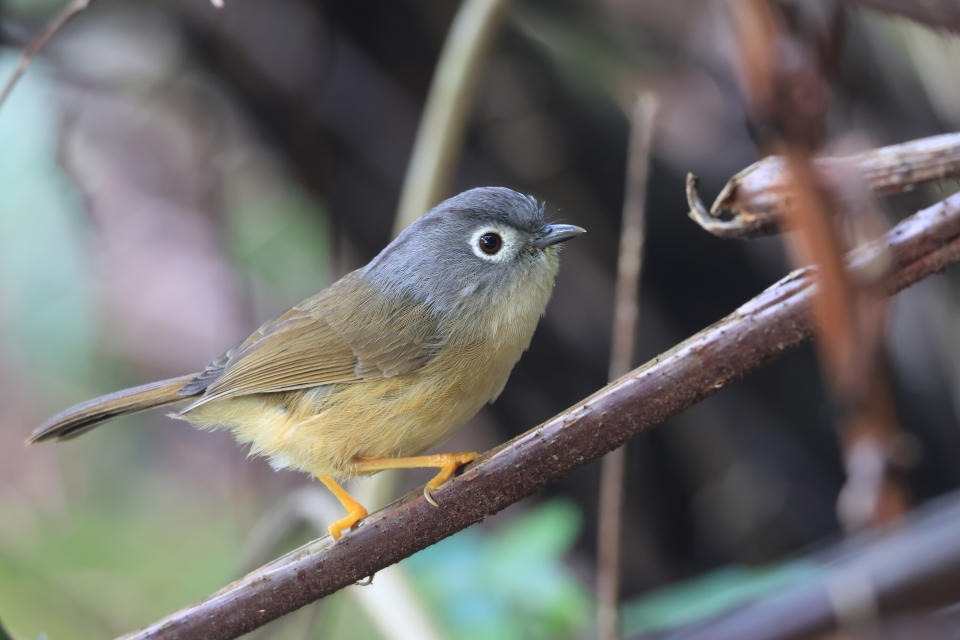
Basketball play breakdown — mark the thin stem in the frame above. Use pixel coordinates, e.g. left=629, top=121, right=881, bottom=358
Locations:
left=0, top=0, right=94, bottom=110
left=597, top=92, right=658, bottom=640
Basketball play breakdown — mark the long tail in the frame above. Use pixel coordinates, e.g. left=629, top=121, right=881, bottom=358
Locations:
left=27, top=373, right=201, bottom=444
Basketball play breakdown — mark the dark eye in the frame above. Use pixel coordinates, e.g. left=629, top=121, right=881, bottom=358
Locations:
left=478, top=232, right=503, bottom=255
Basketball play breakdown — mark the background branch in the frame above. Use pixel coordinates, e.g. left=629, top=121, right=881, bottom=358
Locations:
left=726, top=0, right=910, bottom=530
left=692, top=133, right=960, bottom=238
left=631, top=490, right=960, bottom=640
left=120, top=191, right=960, bottom=640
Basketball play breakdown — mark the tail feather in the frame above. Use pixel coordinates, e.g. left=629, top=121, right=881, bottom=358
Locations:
left=28, top=373, right=201, bottom=444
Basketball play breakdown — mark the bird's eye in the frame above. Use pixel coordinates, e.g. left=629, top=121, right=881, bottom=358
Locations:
left=478, top=232, right=503, bottom=255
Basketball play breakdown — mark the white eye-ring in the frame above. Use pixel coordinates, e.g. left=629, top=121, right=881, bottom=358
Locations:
left=469, top=226, right=519, bottom=262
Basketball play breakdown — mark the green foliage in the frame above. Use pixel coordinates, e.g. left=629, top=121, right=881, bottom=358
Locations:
left=406, top=499, right=591, bottom=640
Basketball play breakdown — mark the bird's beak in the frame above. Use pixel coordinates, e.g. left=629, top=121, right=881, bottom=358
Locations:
left=531, top=223, right=586, bottom=249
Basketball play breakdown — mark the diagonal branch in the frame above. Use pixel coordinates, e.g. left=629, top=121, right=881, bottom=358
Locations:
left=629, top=490, right=960, bottom=640
left=120, top=192, right=960, bottom=640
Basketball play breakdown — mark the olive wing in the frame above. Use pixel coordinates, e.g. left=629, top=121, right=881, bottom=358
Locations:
left=181, top=273, right=440, bottom=406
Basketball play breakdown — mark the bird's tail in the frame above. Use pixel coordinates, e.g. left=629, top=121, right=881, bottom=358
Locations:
left=27, top=373, right=201, bottom=444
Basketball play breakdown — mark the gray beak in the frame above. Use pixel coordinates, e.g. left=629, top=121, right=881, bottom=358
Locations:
left=531, top=223, right=586, bottom=249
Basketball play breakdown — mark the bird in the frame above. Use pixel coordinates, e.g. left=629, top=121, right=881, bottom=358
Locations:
left=28, top=187, right=585, bottom=540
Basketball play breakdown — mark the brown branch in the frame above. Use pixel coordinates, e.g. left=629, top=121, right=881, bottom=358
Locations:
left=726, top=0, right=910, bottom=530
left=597, top=92, right=658, bottom=640
left=784, top=148, right=908, bottom=530
left=628, top=491, right=960, bottom=640
left=686, top=173, right=755, bottom=238
left=0, top=0, right=95, bottom=111
left=689, top=133, right=960, bottom=238
left=843, top=0, right=960, bottom=33
left=117, top=190, right=960, bottom=640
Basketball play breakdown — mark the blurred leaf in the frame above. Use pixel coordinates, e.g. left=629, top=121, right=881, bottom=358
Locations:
left=405, top=500, right=590, bottom=640
left=620, top=562, right=823, bottom=635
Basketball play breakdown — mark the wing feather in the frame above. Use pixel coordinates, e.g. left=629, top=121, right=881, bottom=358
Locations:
left=180, top=272, right=440, bottom=408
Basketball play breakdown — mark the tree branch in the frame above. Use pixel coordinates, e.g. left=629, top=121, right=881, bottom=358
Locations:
left=629, top=490, right=960, bottom=640
left=725, top=0, right=911, bottom=530
left=689, top=133, right=960, bottom=237
left=120, top=192, right=960, bottom=640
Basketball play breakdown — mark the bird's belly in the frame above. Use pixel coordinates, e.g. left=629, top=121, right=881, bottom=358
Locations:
left=182, top=347, right=516, bottom=479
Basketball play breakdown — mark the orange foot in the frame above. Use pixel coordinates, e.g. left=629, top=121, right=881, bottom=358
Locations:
left=316, top=475, right=369, bottom=540
left=354, top=452, right=478, bottom=507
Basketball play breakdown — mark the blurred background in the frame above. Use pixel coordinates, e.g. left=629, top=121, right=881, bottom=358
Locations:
left=1, top=0, right=959, bottom=638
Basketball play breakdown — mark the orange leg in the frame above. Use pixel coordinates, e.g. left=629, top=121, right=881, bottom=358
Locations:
left=354, top=452, right=478, bottom=507
left=316, top=475, right=368, bottom=540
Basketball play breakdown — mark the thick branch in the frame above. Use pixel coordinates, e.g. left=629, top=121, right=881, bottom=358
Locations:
left=121, top=193, right=960, bottom=640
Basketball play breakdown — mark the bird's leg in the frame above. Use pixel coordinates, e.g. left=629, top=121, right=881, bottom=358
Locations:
left=315, top=475, right=368, bottom=540
left=353, top=452, right=477, bottom=507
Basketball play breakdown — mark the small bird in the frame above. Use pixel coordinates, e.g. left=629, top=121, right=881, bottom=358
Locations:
left=29, top=187, right=584, bottom=539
